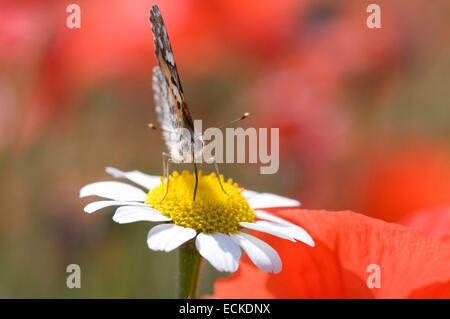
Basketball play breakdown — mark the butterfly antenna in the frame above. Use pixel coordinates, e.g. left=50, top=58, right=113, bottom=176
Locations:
left=148, top=123, right=174, bottom=135
left=216, top=112, right=250, bottom=130
left=193, top=112, right=250, bottom=140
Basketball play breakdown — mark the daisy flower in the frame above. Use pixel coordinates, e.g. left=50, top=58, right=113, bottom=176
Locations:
left=80, top=167, right=314, bottom=274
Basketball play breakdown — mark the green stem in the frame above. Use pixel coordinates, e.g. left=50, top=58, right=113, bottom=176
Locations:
left=178, top=241, right=202, bottom=299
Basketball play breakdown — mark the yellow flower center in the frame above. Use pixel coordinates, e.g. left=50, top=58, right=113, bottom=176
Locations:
left=145, top=170, right=255, bottom=233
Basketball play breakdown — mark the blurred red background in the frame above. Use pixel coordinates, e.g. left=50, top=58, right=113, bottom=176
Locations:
left=0, top=0, right=449, bottom=297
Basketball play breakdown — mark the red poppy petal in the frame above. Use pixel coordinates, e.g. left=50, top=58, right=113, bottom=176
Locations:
left=214, top=209, right=450, bottom=298
left=408, top=281, right=450, bottom=298
left=401, top=206, right=450, bottom=241
left=214, top=257, right=274, bottom=298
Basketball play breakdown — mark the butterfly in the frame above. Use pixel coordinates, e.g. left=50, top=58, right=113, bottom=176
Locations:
left=150, top=5, right=229, bottom=201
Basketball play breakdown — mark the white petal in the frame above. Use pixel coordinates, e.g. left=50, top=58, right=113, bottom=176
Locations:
left=247, top=193, right=300, bottom=209
left=231, top=232, right=282, bottom=273
left=113, top=206, right=171, bottom=224
left=106, top=167, right=161, bottom=190
left=84, top=200, right=148, bottom=214
left=255, top=210, right=315, bottom=247
left=80, top=181, right=147, bottom=201
left=240, top=221, right=314, bottom=247
left=195, top=233, right=241, bottom=272
left=147, top=224, right=196, bottom=252
left=283, top=225, right=315, bottom=247
left=241, top=189, right=259, bottom=200
left=255, top=210, right=294, bottom=226
left=240, top=221, right=295, bottom=241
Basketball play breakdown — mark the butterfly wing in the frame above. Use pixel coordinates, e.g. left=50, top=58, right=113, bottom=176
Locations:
left=150, top=5, right=194, bottom=137
left=152, top=66, right=178, bottom=152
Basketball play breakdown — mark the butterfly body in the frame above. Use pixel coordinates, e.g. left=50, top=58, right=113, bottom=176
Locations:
left=151, top=4, right=207, bottom=201
left=150, top=5, right=203, bottom=164
left=150, top=5, right=244, bottom=200
left=152, top=66, right=203, bottom=163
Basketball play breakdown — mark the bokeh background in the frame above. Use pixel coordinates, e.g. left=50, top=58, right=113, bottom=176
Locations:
left=1, top=0, right=449, bottom=297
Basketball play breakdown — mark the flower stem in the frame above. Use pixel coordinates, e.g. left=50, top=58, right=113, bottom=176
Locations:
left=178, top=241, right=202, bottom=299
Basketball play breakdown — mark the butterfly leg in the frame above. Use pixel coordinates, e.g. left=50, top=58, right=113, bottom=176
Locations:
left=161, top=152, right=172, bottom=202
left=193, top=162, right=198, bottom=201
left=207, top=157, right=228, bottom=196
